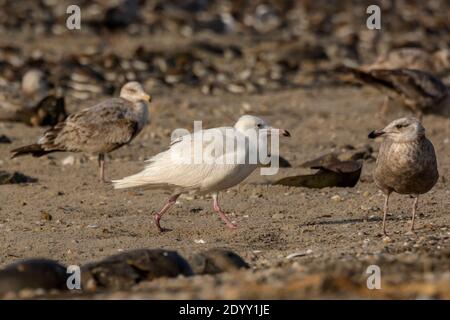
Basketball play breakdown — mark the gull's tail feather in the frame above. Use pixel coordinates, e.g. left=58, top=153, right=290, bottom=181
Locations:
left=113, top=151, right=174, bottom=190
left=112, top=172, right=153, bottom=189
left=11, top=144, right=53, bottom=158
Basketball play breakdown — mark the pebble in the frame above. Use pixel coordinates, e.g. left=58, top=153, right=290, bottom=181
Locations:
left=272, top=213, right=284, bottom=219
left=286, top=249, right=313, bottom=259
left=0, top=135, right=11, bottom=143
left=40, top=211, right=52, bottom=221
left=331, top=195, right=342, bottom=202
left=61, top=156, right=75, bottom=166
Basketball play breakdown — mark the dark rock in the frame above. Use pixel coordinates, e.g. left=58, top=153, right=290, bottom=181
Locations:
left=29, top=96, right=67, bottom=126
left=0, top=135, right=11, bottom=143
left=0, top=259, right=68, bottom=295
left=190, top=249, right=249, bottom=275
left=0, top=171, right=38, bottom=184
left=275, top=160, right=362, bottom=188
left=81, top=249, right=193, bottom=291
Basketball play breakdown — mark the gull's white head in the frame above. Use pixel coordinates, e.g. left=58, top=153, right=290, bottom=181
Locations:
left=369, top=117, right=425, bottom=142
left=234, top=115, right=290, bottom=137
left=120, top=81, right=151, bottom=103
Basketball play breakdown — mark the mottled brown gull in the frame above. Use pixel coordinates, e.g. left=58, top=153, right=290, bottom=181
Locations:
left=11, top=81, right=151, bottom=182
left=368, top=117, right=439, bottom=235
left=113, top=115, right=290, bottom=232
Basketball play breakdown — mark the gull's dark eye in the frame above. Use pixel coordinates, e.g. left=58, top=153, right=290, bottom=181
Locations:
left=257, top=123, right=263, bottom=128
left=396, top=123, right=408, bottom=129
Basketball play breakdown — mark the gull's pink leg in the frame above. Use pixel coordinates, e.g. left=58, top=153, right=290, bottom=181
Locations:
left=409, top=196, right=419, bottom=233
left=98, top=153, right=107, bottom=183
left=212, top=193, right=237, bottom=229
left=382, top=192, right=390, bottom=236
left=154, top=194, right=180, bottom=232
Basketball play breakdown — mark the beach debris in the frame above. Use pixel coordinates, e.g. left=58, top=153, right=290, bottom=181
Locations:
left=0, top=259, right=68, bottom=296
left=286, top=249, right=313, bottom=259
left=81, top=249, right=193, bottom=291
left=274, top=160, right=362, bottom=188
left=190, top=249, right=249, bottom=275
left=0, top=134, right=11, bottom=143
left=0, top=171, right=37, bottom=184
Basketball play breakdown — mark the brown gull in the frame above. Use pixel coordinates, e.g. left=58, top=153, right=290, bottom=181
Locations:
left=368, top=117, right=439, bottom=235
left=113, top=115, right=290, bottom=232
left=11, top=81, right=151, bottom=182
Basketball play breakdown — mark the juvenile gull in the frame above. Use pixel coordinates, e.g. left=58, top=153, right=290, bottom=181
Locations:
left=11, top=81, right=151, bottom=182
left=368, top=117, right=439, bottom=235
left=113, top=115, right=290, bottom=232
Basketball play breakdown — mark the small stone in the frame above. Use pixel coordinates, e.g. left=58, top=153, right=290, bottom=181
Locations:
left=272, top=213, right=284, bottom=219
left=40, top=211, right=52, bottom=221
left=286, top=249, right=313, bottom=259
left=61, top=156, right=75, bottom=166
left=0, top=135, right=11, bottom=144
left=331, top=195, right=342, bottom=202
left=241, top=102, right=252, bottom=112
left=382, top=236, right=391, bottom=244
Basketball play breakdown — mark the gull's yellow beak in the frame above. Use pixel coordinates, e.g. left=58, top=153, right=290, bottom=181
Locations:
left=142, top=93, right=151, bottom=102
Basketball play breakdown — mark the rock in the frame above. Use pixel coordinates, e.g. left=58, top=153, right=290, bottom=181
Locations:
left=0, top=259, right=68, bottom=296
left=40, top=211, right=52, bottom=221
left=0, top=135, right=11, bottom=143
left=286, top=249, right=313, bottom=259
left=338, top=145, right=374, bottom=161
left=0, top=171, right=37, bottom=184
left=81, top=249, right=193, bottom=291
left=274, top=160, right=362, bottom=189
left=272, top=213, right=285, bottom=219
left=61, top=156, right=75, bottom=166
left=190, top=249, right=249, bottom=275
left=331, top=195, right=342, bottom=202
